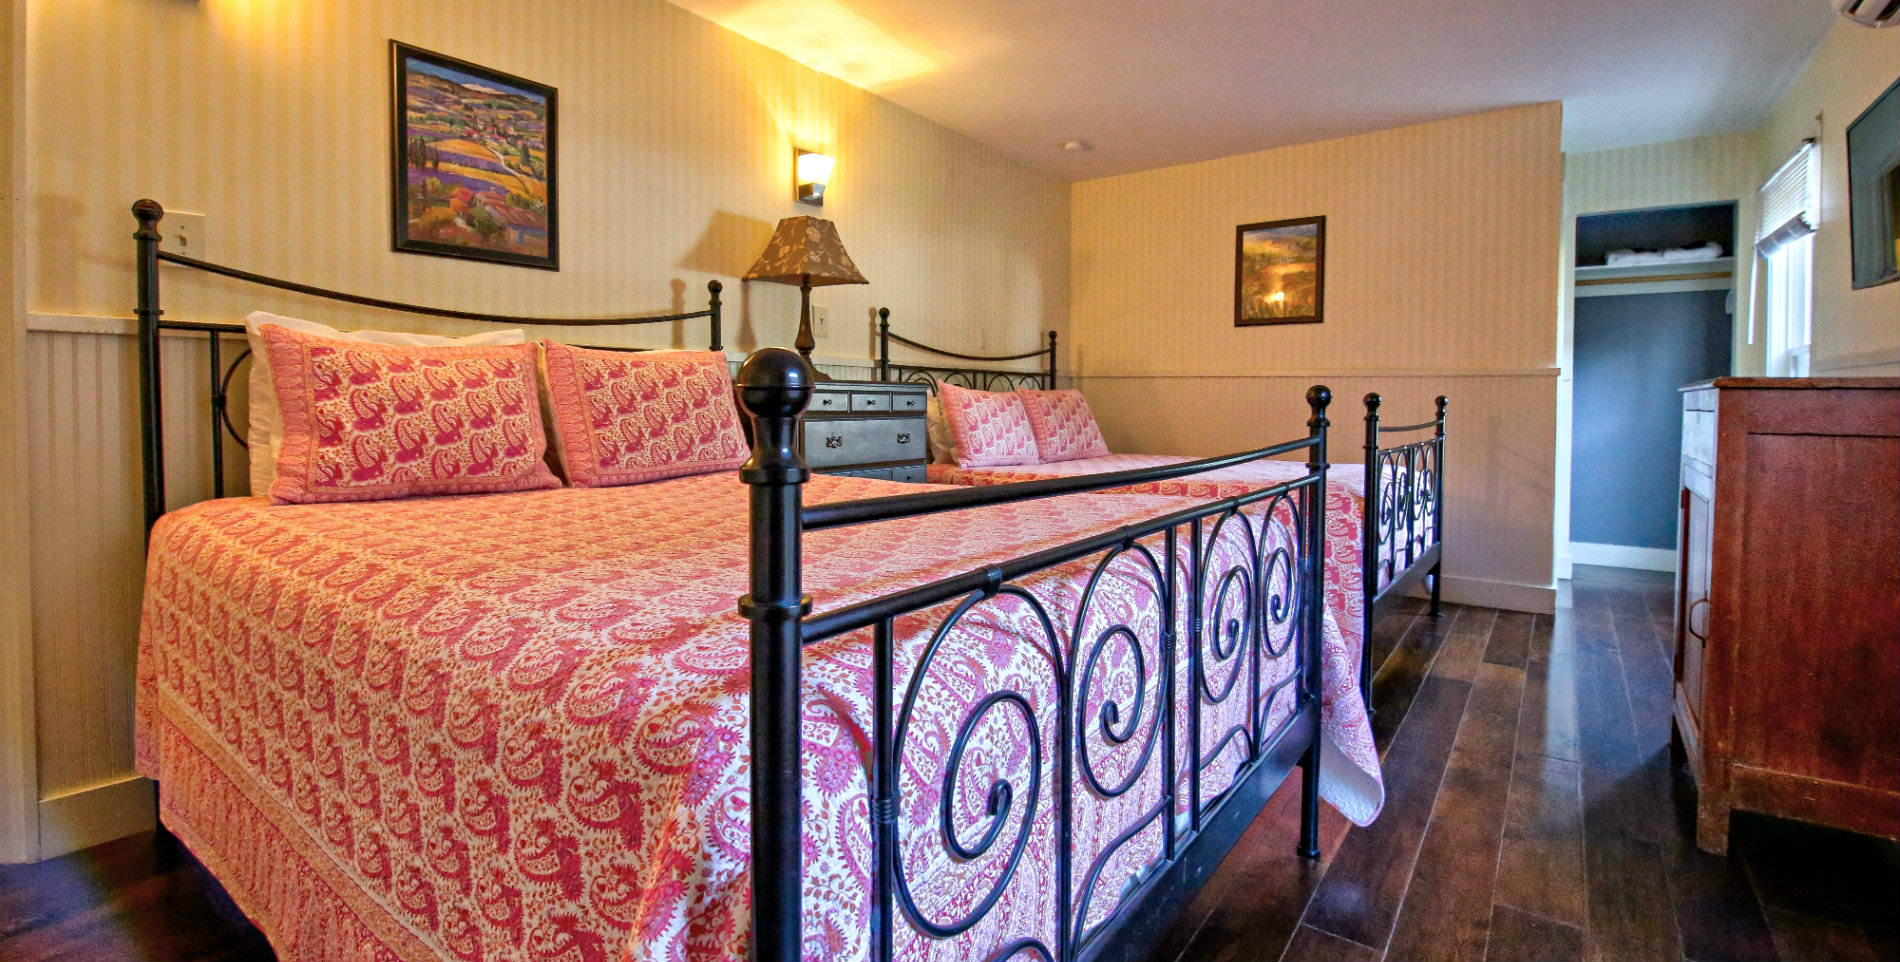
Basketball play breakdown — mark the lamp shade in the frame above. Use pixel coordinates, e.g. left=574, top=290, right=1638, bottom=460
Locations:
left=744, top=216, right=867, bottom=287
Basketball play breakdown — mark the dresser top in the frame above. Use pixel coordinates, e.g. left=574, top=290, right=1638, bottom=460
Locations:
left=1680, top=376, right=1899, bottom=391
left=814, top=378, right=928, bottom=391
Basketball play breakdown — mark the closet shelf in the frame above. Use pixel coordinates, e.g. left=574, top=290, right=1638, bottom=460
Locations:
left=1575, top=256, right=1735, bottom=287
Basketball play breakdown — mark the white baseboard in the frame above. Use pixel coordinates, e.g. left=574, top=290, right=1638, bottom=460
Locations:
left=38, top=775, right=154, bottom=859
left=1568, top=541, right=1676, bottom=573
left=1409, top=574, right=1556, bottom=615
left=1554, top=550, right=1574, bottom=582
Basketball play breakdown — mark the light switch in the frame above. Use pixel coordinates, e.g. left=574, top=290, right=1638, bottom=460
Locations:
left=811, top=304, right=830, bottom=338
left=166, top=211, right=208, bottom=261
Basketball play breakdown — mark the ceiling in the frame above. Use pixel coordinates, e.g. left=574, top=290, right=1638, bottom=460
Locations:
left=671, top=0, right=1840, bottom=180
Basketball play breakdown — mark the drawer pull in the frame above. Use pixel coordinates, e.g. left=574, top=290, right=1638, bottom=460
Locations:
left=896, top=432, right=912, bottom=444
left=824, top=435, right=844, bottom=449
left=1686, top=597, right=1711, bottom=642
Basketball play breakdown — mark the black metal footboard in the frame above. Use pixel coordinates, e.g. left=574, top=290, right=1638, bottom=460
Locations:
left=736, top=347, right=1333, bottom=962
left=1358, top=394, right=1448, bottom=711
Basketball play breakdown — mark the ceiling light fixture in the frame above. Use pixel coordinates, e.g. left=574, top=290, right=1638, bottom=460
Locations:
left=1062, top=140, right=1092, bottom=152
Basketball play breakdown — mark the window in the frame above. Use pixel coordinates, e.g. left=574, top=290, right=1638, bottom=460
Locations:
left=1763, top=233, right=1813, bottom=376
left=1756, top=144, right=1817, bottom=377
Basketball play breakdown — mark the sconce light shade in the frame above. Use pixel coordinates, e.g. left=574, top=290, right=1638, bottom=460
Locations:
left=796, top=150, right=835, bottom=206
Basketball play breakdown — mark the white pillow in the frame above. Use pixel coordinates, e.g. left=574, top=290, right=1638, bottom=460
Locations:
left=243, top=311, right=527, bottom=496
left=925, top=394, right=956, bottom=464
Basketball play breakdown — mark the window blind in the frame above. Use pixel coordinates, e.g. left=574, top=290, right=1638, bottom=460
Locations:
left=1757, top=142, right=1817, bottom=256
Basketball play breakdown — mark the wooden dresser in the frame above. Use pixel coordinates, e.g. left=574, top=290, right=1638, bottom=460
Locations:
left=1674, top=377, right=1900, bottom=853
left=800, top=379, right=930, bottom=482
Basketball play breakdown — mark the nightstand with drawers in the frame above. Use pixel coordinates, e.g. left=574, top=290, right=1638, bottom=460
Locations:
left=801, top=379, right=930, bottom=482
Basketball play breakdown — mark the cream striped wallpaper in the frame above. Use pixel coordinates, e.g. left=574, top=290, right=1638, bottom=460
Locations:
left=9, top=0, right=1070, bottom=859
left=1556, top=130, right=1764, bottom=575
left=1070, top=104, right=1564, bottom=611
left=1071, top=104, right=1562, bottom=376
left=1758, top=20, right=1900, bottom=375
left=1561, top=129, right=1764, bottom=375
left=1, top=0, right=38, bottom=865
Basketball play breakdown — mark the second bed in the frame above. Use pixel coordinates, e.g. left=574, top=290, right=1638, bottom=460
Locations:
left=876, top=311, right=1449, bottom=708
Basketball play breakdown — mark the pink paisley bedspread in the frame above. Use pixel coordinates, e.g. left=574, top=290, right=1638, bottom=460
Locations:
left=136, top=473, right=1382, bottom=962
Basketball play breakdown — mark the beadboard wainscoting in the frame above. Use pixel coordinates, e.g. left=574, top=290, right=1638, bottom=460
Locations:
left=17, top=314, right=922, bottom=859
left=6, top=0, right=1072, bottom=863
left=1068, top=104, right=1565, bottom=616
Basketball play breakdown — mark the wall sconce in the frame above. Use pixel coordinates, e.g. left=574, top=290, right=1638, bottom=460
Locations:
left=795, top=149, right=835, bottom=207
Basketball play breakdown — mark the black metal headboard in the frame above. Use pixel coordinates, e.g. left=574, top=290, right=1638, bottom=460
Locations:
left=874, top=307, right=1056, bottom=392
left=132, top=198, right=724, bottom=534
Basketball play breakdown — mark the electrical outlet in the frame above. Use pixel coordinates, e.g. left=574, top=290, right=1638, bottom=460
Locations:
left=166, top=211, right=208, bottom=261
left=811, top=305, right=830, bottom=338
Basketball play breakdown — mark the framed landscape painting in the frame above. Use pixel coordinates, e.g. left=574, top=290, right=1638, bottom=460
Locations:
left=1235, top=215, right=1325, bottom=326
left=390, top=42, right=558, bottom=270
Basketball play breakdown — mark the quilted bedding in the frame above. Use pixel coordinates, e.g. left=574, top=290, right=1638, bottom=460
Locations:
left=928, top=454, right=1440, bottom=662
left=136, top=472, right=1381, bottom=961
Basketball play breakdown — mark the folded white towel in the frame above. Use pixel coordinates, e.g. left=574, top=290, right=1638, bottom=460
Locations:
left=1603, top=242, right=1723, bottom=267
left=1659, top=242, right=1723, bottom=263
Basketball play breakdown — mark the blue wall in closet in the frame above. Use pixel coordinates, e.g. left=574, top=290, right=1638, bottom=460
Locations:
left=1571, top=289, right=1732, bottom=549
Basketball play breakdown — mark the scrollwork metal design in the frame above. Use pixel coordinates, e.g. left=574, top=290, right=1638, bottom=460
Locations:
left=891, top=586, right=1061, bottom=943
left=889, top=364, right=1053, bottom=395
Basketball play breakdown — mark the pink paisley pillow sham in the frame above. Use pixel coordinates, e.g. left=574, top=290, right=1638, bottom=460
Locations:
left=1016, top=388, right=1110, bottom=462
left=539, top=341, right=748, bottom=487
left=260, top=324, right=559, bottom=504
left=937, top=383, right=1040, bottom=467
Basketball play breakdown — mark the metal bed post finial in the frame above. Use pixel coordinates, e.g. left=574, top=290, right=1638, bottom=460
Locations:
left=134, top=199, right=166, bottom=539
left=734, top=347, right=814, bottom=962
left=1047, top=330, right=1058, bottom=388
left=707, top=279, right=724, bottom=353
left=1360, top=393, right=1381, bottom=713
left=877, top=307, right=890, bottom=383
left=1298, top=384, right=1331, bottom=860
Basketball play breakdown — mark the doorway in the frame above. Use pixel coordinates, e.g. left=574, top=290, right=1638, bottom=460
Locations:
left=1568, top=203, right=1736, bottom=572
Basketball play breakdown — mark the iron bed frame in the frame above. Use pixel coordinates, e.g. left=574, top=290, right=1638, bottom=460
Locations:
left=873, top=310, right=1448, bottom=714
left=132, top=199, right=1334, bottom=962
left=130, top=198, right=723, bottom=533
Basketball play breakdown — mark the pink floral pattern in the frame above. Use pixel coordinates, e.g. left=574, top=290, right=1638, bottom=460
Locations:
left=926, top=454, right=1416, bottom=694
left=136, top=475, right=1383, bottom=962
left=539, top=343, right=747, bottom=487
left=937, top=383, right=1039, bottom=467
left=260, top=325, right=559, bottom=504
left=1015, top=389, right=1110, bottom=462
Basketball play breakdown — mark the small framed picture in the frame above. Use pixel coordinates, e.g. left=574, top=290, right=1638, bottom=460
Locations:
left=1235, top=215, right=1325, bottom=326
left=390, top=41, right=558, bottom=270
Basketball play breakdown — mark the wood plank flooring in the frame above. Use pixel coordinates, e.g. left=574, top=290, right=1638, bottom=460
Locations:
left=1157, top=565, right=1900, bottom=962
left=1, top=566, right=1894, bottom=961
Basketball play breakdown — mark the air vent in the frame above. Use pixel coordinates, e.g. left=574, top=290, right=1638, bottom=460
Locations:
left=1836, top=0, right=1900, bottom=27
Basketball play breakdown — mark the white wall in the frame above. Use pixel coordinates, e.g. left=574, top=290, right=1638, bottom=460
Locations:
left=1071, top=104, right=1565, bottom=614
left=0, top=0, right=38, bottom=865
left=1556, top=130, right=1764, bottom=578
left=4, top=0, right=1070, bottom=861
left=1758, top=20, right=1900, bottom=375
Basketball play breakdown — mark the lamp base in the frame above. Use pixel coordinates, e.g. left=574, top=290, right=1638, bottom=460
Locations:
left=798, top=348, right=833, bottom=381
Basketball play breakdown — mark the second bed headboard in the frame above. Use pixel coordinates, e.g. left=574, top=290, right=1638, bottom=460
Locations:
left=875, top=307, right=1056, bottom=392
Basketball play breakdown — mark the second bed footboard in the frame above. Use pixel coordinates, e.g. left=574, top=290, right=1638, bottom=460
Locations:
left=1359, top=393, right=1449, bottom=711
left=737, top=347, right=1334, bottom=962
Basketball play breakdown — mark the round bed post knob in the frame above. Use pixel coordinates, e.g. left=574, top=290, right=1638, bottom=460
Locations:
left=734, top=346, right=814, bottom=962
left=737, top=348, right=815, bottom=486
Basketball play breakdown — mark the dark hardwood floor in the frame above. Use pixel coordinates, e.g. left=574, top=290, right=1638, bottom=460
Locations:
left=1155, top=566, right=1900, bottom=962
left=1, top=566, right=1894, bottom=962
